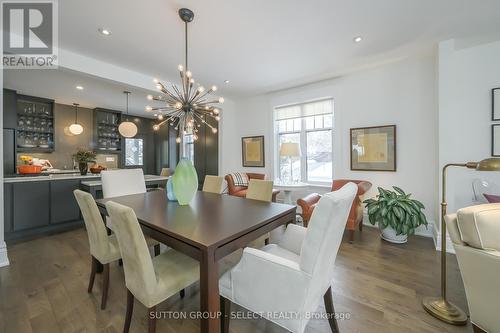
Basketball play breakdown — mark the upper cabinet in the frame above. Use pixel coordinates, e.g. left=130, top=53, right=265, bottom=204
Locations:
left=16, top=94, right=55, bottom=153
left=93, top=108, right=122, bottom=153
left=3, top=89, right=17, bottom=129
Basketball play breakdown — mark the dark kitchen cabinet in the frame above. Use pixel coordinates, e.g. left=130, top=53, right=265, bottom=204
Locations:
left=194, top=115, right=219, bottom=188
left=3, top=89, right=17, bottom=129
left=4, top=183, right=13, bottom=233
left=50, top=179, right=81, bottom=224
left=12, top=181, right=50, bottom=231
left=3, top=129, right=16, bottom=175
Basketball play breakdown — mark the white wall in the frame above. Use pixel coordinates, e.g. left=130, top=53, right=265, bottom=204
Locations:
left=438, top=40, right=500, bottom=233
left=221, top=55, right=439, bottom=237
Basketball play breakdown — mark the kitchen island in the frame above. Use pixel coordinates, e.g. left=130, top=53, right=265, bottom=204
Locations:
left=3, top=173, right=167, bottom=242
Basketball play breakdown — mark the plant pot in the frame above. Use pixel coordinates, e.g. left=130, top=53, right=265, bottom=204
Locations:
left=78, top=162, right=88, bottom=176
left=172, top=158, right=198, bottom=205
left=379, top=225, right=408, bottom=244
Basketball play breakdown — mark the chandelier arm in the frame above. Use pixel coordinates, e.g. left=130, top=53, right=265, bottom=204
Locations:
left=171, top=84, right=185, bottom=102
left=191, top=90, right=212, bottom=104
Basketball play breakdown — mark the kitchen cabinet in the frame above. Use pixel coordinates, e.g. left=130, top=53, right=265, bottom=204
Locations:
left=4, top=183, right=13, bottom=233
left=50, top=179, right=81, bottom=224
left=3, top=89, right=17, bottom=129
left=12, top=181, right=50, bottom=231
left=3, top=128, right=16, bottom=175
left=194, top=115, right=219, bottom=189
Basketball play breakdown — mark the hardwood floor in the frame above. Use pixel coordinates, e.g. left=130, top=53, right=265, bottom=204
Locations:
left=0, top=226, right=472, bottom=333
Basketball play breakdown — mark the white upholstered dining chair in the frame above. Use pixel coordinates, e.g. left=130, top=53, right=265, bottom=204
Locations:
left=446, top=204, right=500, bottom=333
left=219, top=182, right=357, bottom=333
left=101, top=168, right=160, bottom=255
left=105, top=201, right=199, bottom=333
left=202, top=175, right=224, bottom=194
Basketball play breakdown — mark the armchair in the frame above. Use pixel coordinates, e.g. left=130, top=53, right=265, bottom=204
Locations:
left=297, top=179, right=372, bottom=242
left=219, top=183, right=358, bottom=333
left=225, top=172, right=280, bottom=202
left=446, top=204, right=500, bottom=333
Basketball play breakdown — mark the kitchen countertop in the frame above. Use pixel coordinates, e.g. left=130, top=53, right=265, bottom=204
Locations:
left=80, top=174, right=168, bottom=186
left=3, top=173, right=102, bottom=183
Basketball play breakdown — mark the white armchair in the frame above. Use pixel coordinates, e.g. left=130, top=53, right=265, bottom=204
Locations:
left=219, top=182, right=357, bottom=333
left=446, top=204, right=500, bottom=333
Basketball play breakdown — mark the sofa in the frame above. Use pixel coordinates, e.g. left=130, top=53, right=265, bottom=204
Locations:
left=225, top=173, right=280, bottom=202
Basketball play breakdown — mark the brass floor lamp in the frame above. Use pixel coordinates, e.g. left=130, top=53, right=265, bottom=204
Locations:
left=422, top=158, right=500, bottom=325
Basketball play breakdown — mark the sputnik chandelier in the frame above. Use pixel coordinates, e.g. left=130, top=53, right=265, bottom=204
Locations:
left=146, top=8, right=223, bottom=143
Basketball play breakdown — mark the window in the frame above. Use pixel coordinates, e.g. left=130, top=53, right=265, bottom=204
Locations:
left=275, top=99, right=333, bottom=184
left=125, top=138, right=144, bottom=166
left=182, top=133, right=195, bottom=162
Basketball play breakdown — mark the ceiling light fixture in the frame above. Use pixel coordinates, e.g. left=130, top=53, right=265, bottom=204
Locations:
left=145, top=8, right=223, bottom=143
left=353, top=36, right=363, bottom=43
left=98, top=28, right=111, bottom=36
left=76, top=85, right=84, bottom=90
left=68, top=103, right=84, bottom=135
left=118, top=91, right=138, bottom=138
left=224, top=80, right=230, bottom=84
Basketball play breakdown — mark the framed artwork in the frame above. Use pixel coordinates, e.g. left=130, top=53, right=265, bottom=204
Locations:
left=350, top=125, right=396, bottom=171
left=493, top=88, right=500, bottom=121
left=492, top=125, right=500, bottom=156
left=242, top=136, right=265, bottom=167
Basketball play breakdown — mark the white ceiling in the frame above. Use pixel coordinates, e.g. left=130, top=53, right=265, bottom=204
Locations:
left=4, top=0, right=500, bottom=113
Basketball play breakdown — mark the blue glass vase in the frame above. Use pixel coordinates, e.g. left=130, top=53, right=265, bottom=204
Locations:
left=172, top=158, right=198, bottom=205
left=166, top=178, right=177, bottom=201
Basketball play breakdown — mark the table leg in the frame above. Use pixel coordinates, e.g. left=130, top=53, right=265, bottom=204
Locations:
left=200, top=248, right=220, bottom=333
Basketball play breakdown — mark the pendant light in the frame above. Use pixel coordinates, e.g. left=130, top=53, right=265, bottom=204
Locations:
left=118, top=91, right=138, bottom=138
left=68, top=103, right=84, bottom=135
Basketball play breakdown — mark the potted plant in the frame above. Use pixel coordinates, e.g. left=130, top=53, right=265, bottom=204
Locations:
left=363, top=186, right=428, bottom=244
left=73, top=149, right=97, bottom=175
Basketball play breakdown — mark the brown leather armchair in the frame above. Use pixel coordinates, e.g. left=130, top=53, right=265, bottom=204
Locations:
left=225, top=173, right=280, bottom=202
left=297, top=179, right=372, bottom=243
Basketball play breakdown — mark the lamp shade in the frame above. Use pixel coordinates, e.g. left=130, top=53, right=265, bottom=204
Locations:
left=68, top=123, right=84, bottom=135
left=476, top=158, right=500, bottom=171
left=280, top=142, right=300, bottom=157
left=118, top=121, right=138, bottom=138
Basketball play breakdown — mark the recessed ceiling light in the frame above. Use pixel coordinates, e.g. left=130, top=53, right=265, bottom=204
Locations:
left=353, top=36, right=363, bottom=43
left=98, top=28, right=111, bottom=36
left=224, top=80, right=230, bottom=84
left=76, top=85, right=84, bottom=90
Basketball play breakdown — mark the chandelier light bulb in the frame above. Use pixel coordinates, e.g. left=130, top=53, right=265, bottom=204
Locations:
left=213, top=108, right=219, bottom=114
left=186, top=71, right=192, bottom=78
left=176, top=137, right=181, bottom=143
left=190, top=78, right=195, bottom=84
left=153, top=78, right=159, bottom=83
left=175, top=102, right=183, bottom=108
left=145, top=105, right=152, bottom=111
left=215, top=116, right=220, bottom=121
left=156, top=84, right=162, bottom=90
left=193, top=134, right=198, bottom=141
left=147, top=95, right=153, bottom=101
left=158, top=114, right=164, bottom=120
left=198, top=86, right=205, bottom=93
left=178, top=64, right=184, bottom=71
left=218, top=97, right=225, bottom=104
left=211, top=85, right=217, bottom=91
left=212, top=128, right=218, bottom=134
left=153, top=124, right=160, bottom=131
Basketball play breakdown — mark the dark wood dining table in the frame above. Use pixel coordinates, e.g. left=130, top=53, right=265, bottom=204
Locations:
left=95, top=190, right=296, bottom=333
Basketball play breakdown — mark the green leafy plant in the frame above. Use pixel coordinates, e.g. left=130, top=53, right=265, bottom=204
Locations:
left=73, top=149, right=97, bottom=163
left=363, top=186, right=428, bottom=236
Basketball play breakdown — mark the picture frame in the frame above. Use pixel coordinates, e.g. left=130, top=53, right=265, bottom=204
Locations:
left=242, top=135, right=265, bottom=167
left=493, top=88, right=500, bottom=121
left=350, top=125, right=396, bottom=171
left=492, top=124, right=500, bottom=157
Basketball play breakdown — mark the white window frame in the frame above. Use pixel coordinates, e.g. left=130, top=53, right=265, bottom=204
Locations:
left=274, top=98, right=334, bottom=186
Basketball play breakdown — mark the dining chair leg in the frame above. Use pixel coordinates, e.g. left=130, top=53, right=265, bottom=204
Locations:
left=264, top=238, right=270, bottom=245
left=118, top=259, right=123, bottom=266
left=359, top=220, right=363, bottom=231
left=123, top=289, right=134, bottom=333
left=101, top=263, right=110, bottom=310
left=324, top=286, right=339, bottom=333
left=154, top=244, right=160, bottom=256
left=88, top=256, right=97, bottom=293
left=148, top=306, right=157, bottom=333
left=349, top=230, right=355, bottom=243
left=180, top=289, right=185, bottom=299
left=220, top=296, right=231, bottom=333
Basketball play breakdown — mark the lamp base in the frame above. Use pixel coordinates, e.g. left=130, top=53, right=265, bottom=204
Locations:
left=422, top=297, right=468, bottom=325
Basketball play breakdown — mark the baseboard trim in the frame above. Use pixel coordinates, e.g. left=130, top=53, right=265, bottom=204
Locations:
left=0, top=242, right=9, bottom=268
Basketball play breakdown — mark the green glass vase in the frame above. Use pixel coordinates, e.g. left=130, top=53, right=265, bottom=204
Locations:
left=172, top=158, right=198, bottom=205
